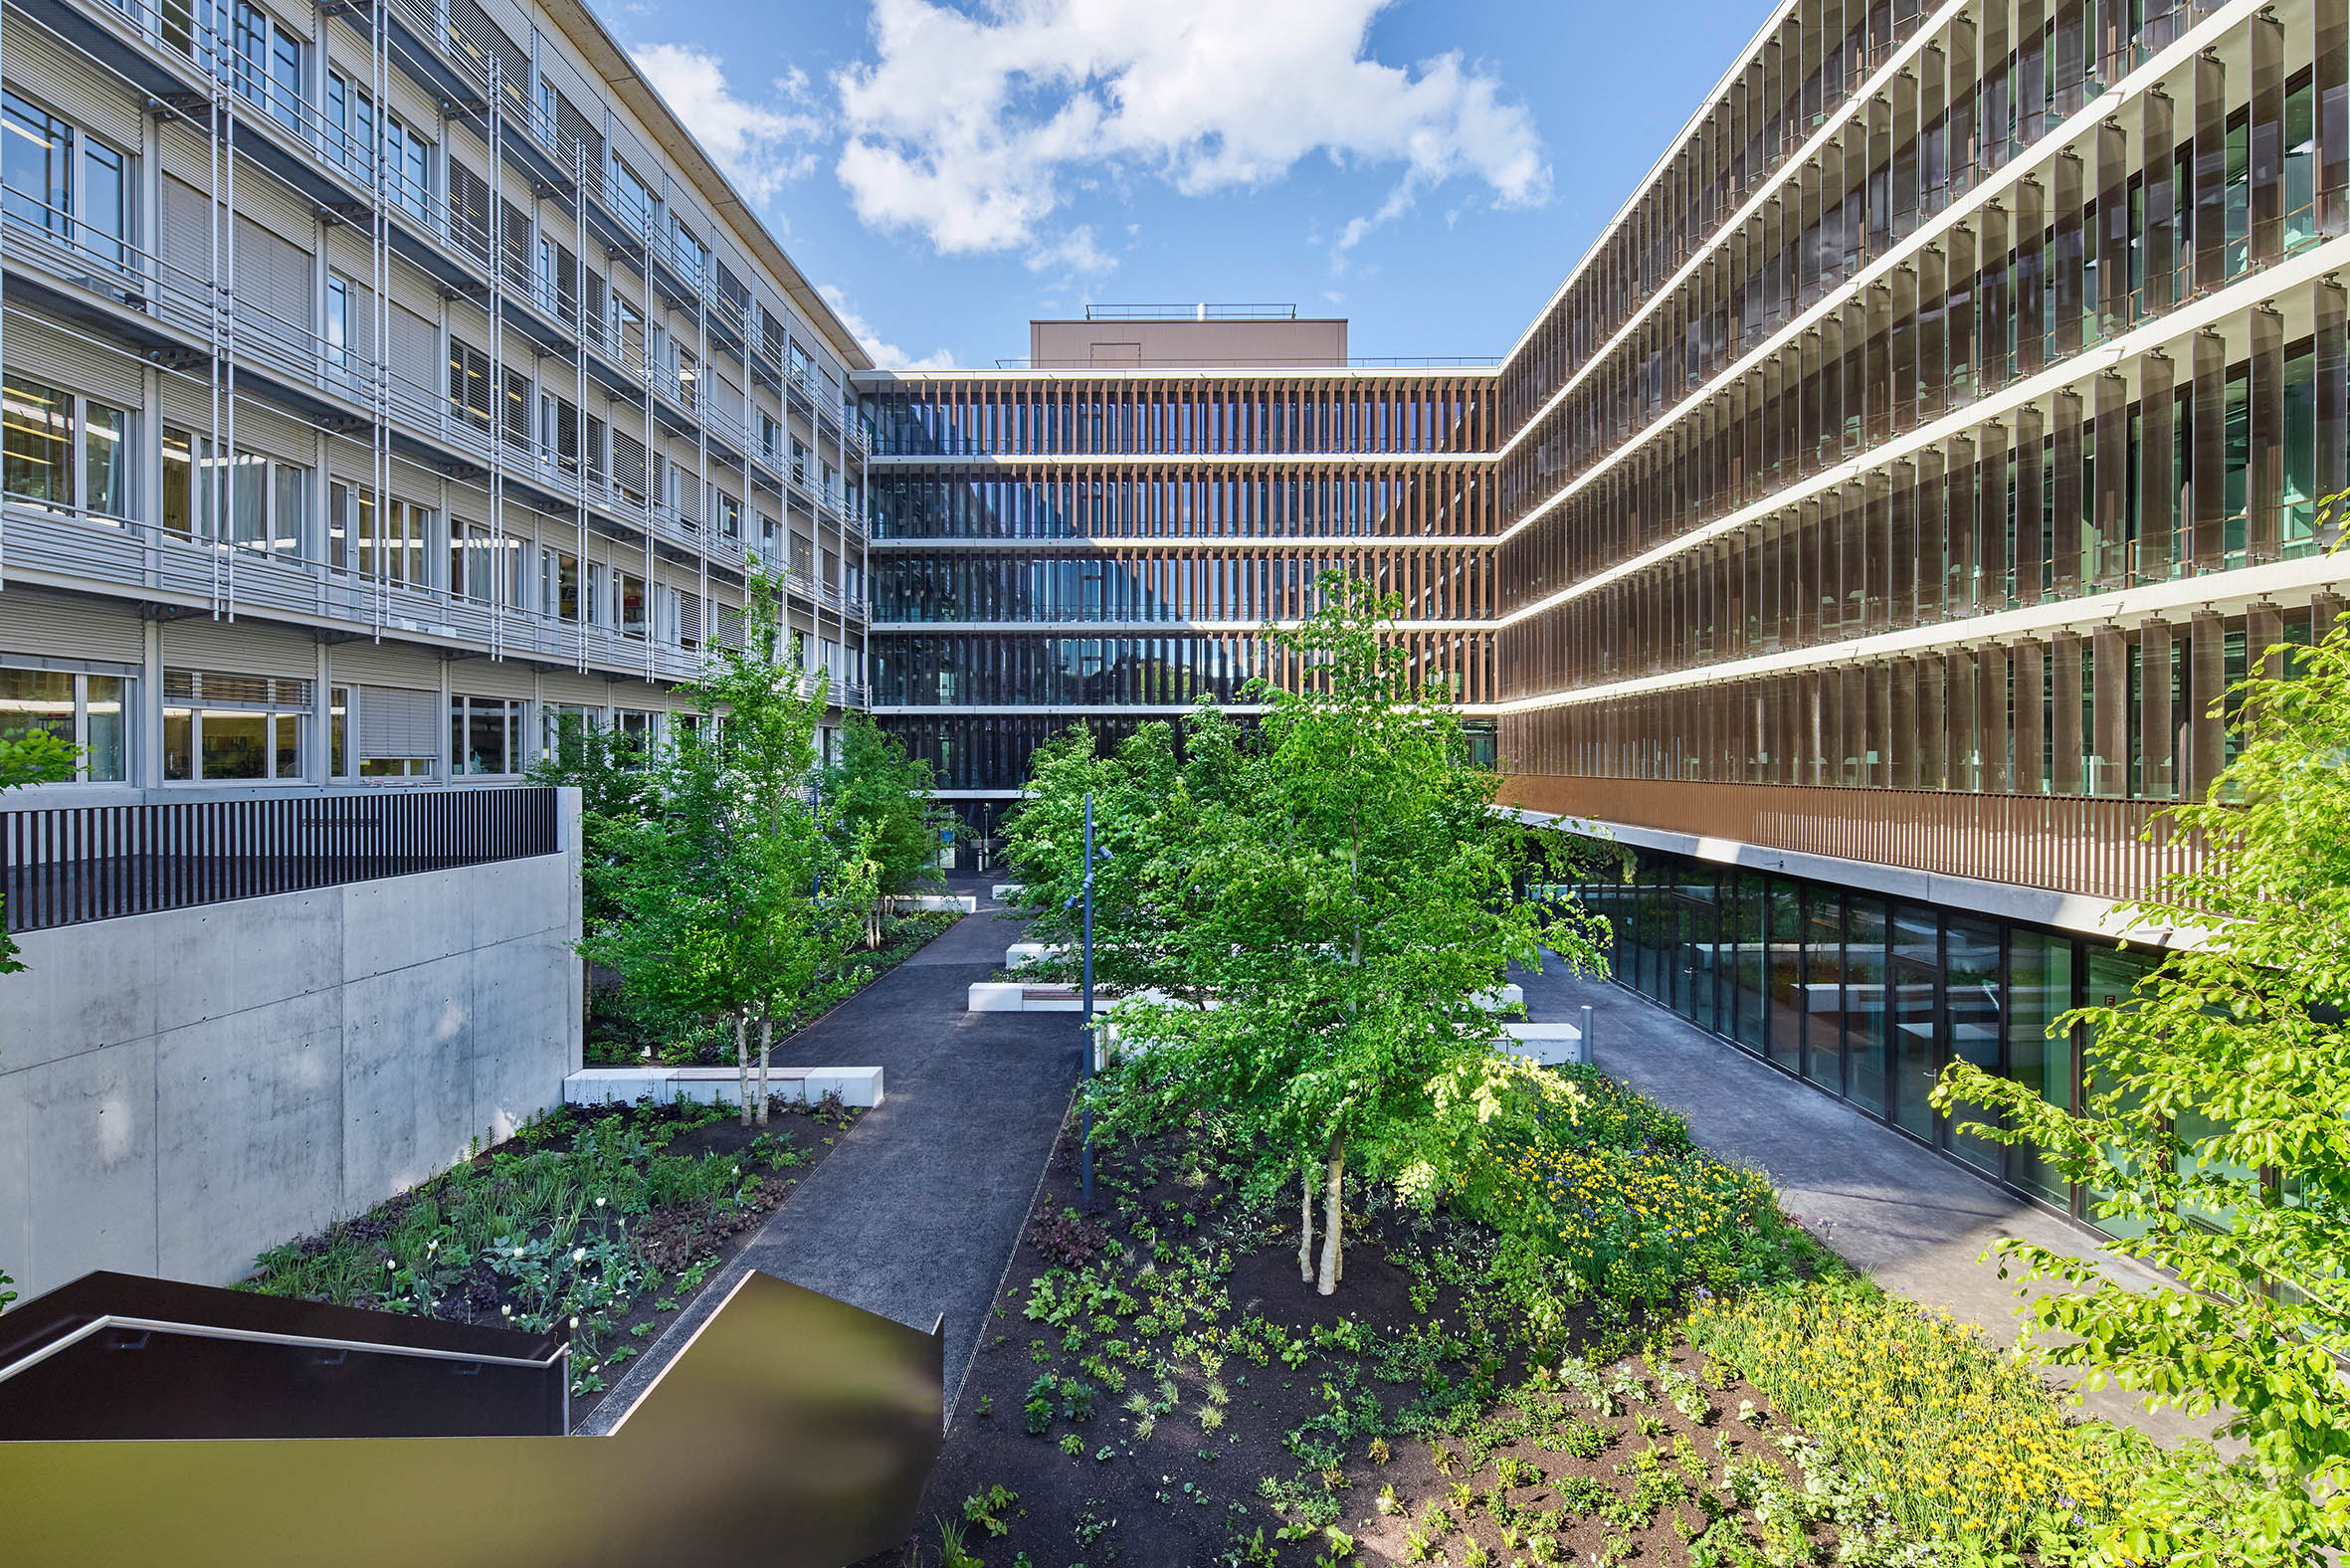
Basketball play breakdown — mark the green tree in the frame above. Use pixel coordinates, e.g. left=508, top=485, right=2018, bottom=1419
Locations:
left=1096, top=573, right=1604, bottom=1293
left=585, top=575, right=876, bottom=1125
left=0, top=730, right=79, bottom=974
left=1933, top=617, right=2350, bottom=1563
left=820, top=711, right=949, bottom=932
left=527, top=712, right=655, bottom=933
left=1001, top=717, right=1229, bottom=1004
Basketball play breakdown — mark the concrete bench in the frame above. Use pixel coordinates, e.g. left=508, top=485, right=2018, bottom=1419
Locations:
left=1473, top=983, right=1527, bottom=1012
left=562, top=1065, right=885, bottom=1108
left=1497, top=1021, right=1587, bottom=1068
left=882, top=893, right=977, bottom=914
left=967, top=981, right=1090, bottom=1012
left=991, top=883, right=1026, bottom=902
left=1006, top=941, right=1068, bottom=968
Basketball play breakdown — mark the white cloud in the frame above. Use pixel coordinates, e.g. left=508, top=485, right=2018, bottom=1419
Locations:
left=1025, top=224, right=1116, bottom=277
left=632, top=44, right=822, bottom=203
left=832, top=0, right=1548, bottom=260
left=819, top=285, right=958, bottom=370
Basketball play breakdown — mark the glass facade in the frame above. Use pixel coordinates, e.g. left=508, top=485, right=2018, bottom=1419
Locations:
left=1571, top=839, right=2163, bottom=1222
left=869, top=370, right=1500, bottom=795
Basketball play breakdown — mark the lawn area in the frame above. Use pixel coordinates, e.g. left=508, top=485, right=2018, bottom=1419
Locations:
left=896, top=1066, right=2156, bottom=1568
left=246, top=1094, right=860, bottom=1424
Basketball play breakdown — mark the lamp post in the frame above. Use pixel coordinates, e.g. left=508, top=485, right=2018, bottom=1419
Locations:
left=1078, top=791, right=1097, bottom=1210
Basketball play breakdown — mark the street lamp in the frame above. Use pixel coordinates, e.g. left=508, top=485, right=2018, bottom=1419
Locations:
left=1068, top=792, right=1111, bottom=1210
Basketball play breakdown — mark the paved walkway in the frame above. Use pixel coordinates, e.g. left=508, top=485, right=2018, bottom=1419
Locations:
left=1512, top=953, right=2215, bottom=1446
left=584, top=880, right=1074, bottom=1432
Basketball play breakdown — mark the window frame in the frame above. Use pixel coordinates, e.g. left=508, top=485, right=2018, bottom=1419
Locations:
left=0, top=661, right=131, bottom=783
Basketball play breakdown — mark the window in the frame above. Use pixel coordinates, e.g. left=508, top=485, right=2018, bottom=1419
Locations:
left=226, top=449, right=308, bottom=556
left=613, top=708, right=656, bottom=748
left=610, top=156, right=652, bottom=228
left=450, top=694, right=523, bottom=775
left=540, top=701, right=597, bottom=755
left=162, top=425, right=215, bottom=539
left=0, top=664, right=127, bottom=781
left=233, top=2, right=303, bottom=131
left=759, top=412, right=780, bottom=463
left=383, top=114, right=431, bottom=221
left=325, top=72, right=374, bottom=177
left=617, top=570, right=647, bottom=636
left=540, top=547, right=579, bottom=621
left=714, top=490, right=740, bottom=539
left=4, top=376, right=130, bottom=520
left=502, top=367, right=531, bottom=450
left=450, top=520, right=516, bottom=603
left=325, top=275, right=356, bottom=378
left=2, top=90, right=127, bottom=269
left=669, top=215, right=706, bottom=283
left=329, top=686, right=348, bottom=777
left=163, top=669, right=308, bottom=781
left=449, top=339, right=491, bottom=429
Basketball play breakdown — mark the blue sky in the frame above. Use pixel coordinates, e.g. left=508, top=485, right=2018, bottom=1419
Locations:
left=595, top=0, right=1778, bottom=368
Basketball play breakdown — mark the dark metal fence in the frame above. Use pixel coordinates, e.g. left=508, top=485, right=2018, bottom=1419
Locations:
left=1, top=787, right=560, bottom=933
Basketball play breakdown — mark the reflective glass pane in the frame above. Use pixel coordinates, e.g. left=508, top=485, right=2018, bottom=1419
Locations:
left=1764, top=878, right=1806, bottom=1071
left=1802, top=889, right=1845, bottom=1091
left=0, top=667, right=74, bottom=747
left=1846, top=896, right=1889, bottom=1116
left=1944, top=916, right=2004, bottom=1171
left=85, top=675, right=124, bottom=780
left=4, top=375, right=71, bottom=507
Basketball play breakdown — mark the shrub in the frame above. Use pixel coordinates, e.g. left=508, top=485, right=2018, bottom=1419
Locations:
left=1031, top=1208, right=1111, bottom=1269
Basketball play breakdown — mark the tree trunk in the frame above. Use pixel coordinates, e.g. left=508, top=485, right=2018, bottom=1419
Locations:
left=1298, top=1159, right=1315, bottom=1283
left=1316, top=1135, right=1346, bottom=1295
left=755, top=1014, right=773, bottom=1126
left=733, top=1013, right=751, bottom=1127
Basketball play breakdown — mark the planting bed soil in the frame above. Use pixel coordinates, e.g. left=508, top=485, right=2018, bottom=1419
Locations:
left=870, top=1078, right=2151, bottom=1568
left=246, top=1094, right=861, bottom=1427
left=875, top=1118, right=1815, bottom=1568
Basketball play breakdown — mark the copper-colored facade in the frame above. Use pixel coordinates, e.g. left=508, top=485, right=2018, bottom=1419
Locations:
left=1496, top=0, right=2349, bottom=908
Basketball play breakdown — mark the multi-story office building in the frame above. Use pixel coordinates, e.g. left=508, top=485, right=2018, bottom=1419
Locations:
left=0, top=0, right=871, bottom=803
left=858, top=308, right=1498, bottom=851
left=1491, top=0, right=2348, bottom=1213
left=5, top=0, right=2347, bottom=1226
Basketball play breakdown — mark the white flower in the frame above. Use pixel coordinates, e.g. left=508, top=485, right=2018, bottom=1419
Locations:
left=500, top=1304, right=512, bottom=1317
left=572, top=1248, right=587, bottom=1264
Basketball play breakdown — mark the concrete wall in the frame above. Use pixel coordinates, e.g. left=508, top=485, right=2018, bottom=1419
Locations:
left=0, top=794, right=583, bottom=1299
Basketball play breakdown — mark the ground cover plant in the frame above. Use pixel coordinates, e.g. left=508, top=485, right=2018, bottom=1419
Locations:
left=895, top=1066, right=2166, bottom=1568
left=246, top=1093, right=859, bottom=1422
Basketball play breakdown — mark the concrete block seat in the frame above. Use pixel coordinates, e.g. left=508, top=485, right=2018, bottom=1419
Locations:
left=1005, top=941, right=1069, bottom=969
left=563, top=1066, right=885, bottom=1108
left=882, top=893, right=977, bottom=914
left=991, top=883, right=1026, bottom=902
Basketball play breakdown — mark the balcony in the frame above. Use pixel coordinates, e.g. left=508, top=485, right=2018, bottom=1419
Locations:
left=2, top=786, right=559, bottom=933
left=1495, top=775, right=2198, bottom=905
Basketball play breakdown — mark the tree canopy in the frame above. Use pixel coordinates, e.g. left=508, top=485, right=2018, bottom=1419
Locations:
left=1934, top=617, right=2350, bottom=1562
left=1043, top=572, right=1605, bottom=1293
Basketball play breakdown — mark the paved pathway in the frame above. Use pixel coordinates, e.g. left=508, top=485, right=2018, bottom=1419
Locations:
left=584, top=880, right=1074, bottom=1432
left=1512, top=954, right=2215, bottom=1446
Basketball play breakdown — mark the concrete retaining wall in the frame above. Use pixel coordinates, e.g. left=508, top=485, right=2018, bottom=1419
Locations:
left=0, top=795, right=583, bottom=1299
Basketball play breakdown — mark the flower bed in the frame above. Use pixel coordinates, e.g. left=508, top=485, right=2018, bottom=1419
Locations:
left=247, top=1095, right=860, bottom=1422
left=889, top=1068, right=2159, bottom=1568
left=1686, top=1276, right=2152, bottom=1557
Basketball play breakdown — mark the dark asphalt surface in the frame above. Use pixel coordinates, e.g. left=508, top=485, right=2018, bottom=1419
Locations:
left=583, top=880, right=1076, bottom=1432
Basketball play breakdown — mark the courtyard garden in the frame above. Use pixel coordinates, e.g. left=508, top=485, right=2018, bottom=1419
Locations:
left=910, top=1076, right=2155, bottom=1568
left=247, top=1092, right=860, bottom=1421
left=890, top=573, right=2350, bottom=1566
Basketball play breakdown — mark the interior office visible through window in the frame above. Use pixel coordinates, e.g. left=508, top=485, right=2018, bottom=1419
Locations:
left=0, top=663, right=127, bottom=781
left=5, top=375, right=129, bottom=520
left=450, top=693, right=523, bottom=775
left=163, top=670, right=308, bottom=781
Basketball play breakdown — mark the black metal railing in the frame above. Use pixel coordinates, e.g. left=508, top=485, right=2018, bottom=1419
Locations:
left=1, top=787, right=560, bottom=933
